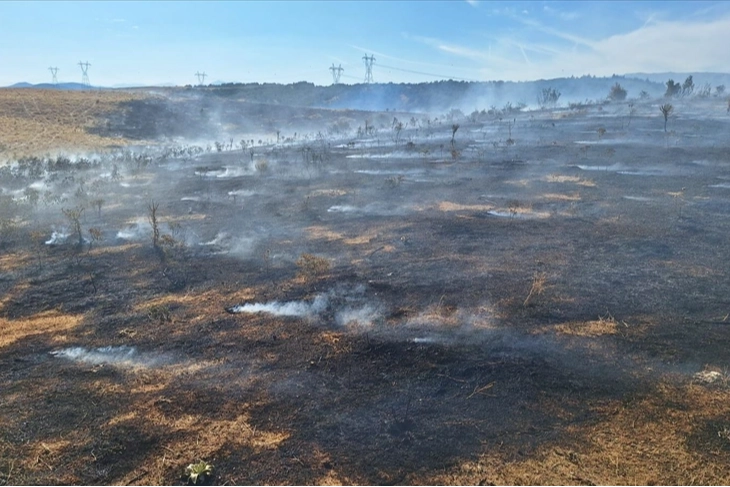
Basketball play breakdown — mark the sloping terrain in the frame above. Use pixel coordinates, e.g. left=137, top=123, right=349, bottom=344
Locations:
left=0, top=89, right=153, bottom=159
left=1, top=92, right=730, bottom=485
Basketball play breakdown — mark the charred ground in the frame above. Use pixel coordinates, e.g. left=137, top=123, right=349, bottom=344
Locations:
left=1, top=90, right=730, bottom=485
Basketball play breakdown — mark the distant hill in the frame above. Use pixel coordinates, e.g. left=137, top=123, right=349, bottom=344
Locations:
left=626, top=72, right=730, bottom=90
left=6, top=72, right=727, bottom=113
left=178, top=75, right=666, bottom=113
left=5, top=82, right=98, bottom=90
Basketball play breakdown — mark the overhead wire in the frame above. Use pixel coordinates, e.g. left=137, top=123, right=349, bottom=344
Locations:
left=335, top=65, right=479, bottom=84
left=377, top=64, right=479, bottom=82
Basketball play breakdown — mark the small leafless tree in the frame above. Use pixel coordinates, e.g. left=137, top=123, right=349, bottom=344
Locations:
left=393, top=121, right=404, bottom=145
left=91, top=198, right=104, bottom=217
left=627, top=102, right=636, bottom=128
left=451, top=124, right=460, bottom=148
left=660, top=104, right=674, bottom=132
left=88, top=227, right=103, bottom=251
left=62, top=206, right=85, bottom=247
left=148, top=200, right=160, bottom=249
left=30, top=230, right=45, bottom=269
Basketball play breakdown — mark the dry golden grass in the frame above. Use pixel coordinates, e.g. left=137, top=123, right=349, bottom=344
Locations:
left=306, top=225, right=379, bottom=246
left=545, top=174, right=597, bottom=187
left=553, top=318, right=622, bottom=337
left=541, top=192, right=582, bottom=202
left=436, top=201, right=494, bottom=212
left=435, top=382, right=730, bottom=485
left=0, top=309, right=83, bottom=348
left=0, top=88, right=152, bottom=159
left=0, top=252, right=32, bottom=273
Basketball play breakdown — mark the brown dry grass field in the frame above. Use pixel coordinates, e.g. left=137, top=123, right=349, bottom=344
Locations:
left=0, top=89, right=152, bottom=159
left=1, top=90, right=730, bottom=486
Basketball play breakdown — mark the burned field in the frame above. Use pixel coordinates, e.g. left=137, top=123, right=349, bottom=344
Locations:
left=2, top=93, right=730, bottom=485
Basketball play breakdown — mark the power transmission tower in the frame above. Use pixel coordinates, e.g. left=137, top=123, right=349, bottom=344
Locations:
left=78, top=61, right=91, bottom=86
left=195, top=71, right=207, bottom=86
left=362, top=54, right=375, bottom=83
left=48, top=67, right=59, bottom=85
left=329, top=63, right=344, bottom=84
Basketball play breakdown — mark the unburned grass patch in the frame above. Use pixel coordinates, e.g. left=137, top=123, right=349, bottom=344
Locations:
left=545, top=174, right=597, bottom=187
left=0, top=309, right=83, bottom=348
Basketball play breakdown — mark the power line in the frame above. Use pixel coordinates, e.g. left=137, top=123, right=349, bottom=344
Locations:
left=195, top=71, right=207, bottom=86
left=378, top=63, right=479, bottom=82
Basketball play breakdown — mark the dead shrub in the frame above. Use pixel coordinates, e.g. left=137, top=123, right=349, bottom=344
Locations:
left=296, top=253, right=331, bottom=281
left=523, top=272, right=547, bottom=307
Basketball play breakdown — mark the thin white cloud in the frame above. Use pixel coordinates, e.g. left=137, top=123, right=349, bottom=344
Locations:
left=518, top=45, right=531, bottom=65
left=350, top=42, right=474, bottom=72
left=516, top=17, right=596, bottom=49
left=407, top=34, right=526, bottom=70
left=465, top=0, right=478, bottom=7
left=543, top=5, right=580, bottom=22
left=410, top=13, right=730, bottom=81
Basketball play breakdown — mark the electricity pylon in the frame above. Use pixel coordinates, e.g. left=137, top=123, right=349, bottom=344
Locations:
left=195, top=71, right=207, bottom=86
left=329, top=63, right=344, bottom=84
left=48, top=67, right=59, bottom=84
left=362, top=54, right=375, bottom=83
left=78, top=61, right=91, bottom=86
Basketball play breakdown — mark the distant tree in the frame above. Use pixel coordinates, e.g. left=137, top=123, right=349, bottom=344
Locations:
left=538, top=87, right=561, bottom=109
left=639, top=90, right=651, bottom=100
left=696, top=83, right=712, bottom=98
left=608, top=82, right=628, bottom=101
left=681, top=75, right=694, bottom=97
left=716, top=85, right=726, bottom=96
left=665, top=79, right=681, bottom=98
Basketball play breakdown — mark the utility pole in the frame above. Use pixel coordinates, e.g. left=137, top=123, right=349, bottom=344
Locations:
left=78, top=61, right=91, bottom=86
left=48, top=67, right=59, bottom=85
left=195, top=71, right=207, bottom=86
left=329, top=63, right=344, bottom=85
left=362, top=54, right=375, bottom=84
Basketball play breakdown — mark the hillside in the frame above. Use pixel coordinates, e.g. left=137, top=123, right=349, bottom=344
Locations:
left=177, top=75, right=666, bottom=113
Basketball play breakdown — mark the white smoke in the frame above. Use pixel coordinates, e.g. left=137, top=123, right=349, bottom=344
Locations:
left=119, top=180, right=151, bottom=188
left=228, top=189, right=257, bottom=198
left=194, top=167, right=227, bottom=178
left=327, top=205, right=359, bottom=213
left=335, top=304, right=382, bottom=330
left=200, top=233, right=255, bottom=257
left=50, top=345, right=166, bottom=368
left=116, top=218, right=152, bottom=241
left=45, top=231, right=70, bottom=245
left=228, top=294, right=329, bottom=317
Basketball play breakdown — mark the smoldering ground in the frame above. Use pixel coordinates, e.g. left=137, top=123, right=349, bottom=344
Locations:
left=4, top=89, right=730, bottom=484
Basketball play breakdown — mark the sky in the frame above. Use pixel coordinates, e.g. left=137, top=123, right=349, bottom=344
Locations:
left=1, top=1, right=729, bottom=87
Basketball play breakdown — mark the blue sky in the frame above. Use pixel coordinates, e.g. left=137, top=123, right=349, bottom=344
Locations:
left=1, top=1, right=729, bottom=87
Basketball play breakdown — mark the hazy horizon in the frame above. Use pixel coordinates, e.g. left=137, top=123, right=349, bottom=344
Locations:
left=1, top=1, right=729, bottom=87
